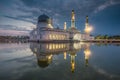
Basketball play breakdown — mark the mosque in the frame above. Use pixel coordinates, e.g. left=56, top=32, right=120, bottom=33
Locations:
left=30, top=10, right=94, bottom=42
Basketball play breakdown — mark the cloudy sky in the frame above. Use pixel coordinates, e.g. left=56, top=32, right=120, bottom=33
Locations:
left=0, top=0, right=120, bottom=36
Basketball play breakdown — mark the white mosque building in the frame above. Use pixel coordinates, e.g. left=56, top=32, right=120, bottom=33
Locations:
left=30, top=10, right=94, bottom=42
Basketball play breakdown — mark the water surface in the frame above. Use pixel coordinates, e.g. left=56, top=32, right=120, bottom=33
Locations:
left=0, top=42, right=120, bottom=80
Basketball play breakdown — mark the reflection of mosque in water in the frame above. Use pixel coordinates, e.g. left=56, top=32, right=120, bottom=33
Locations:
left=84, top=44, right=91, bottom=67
left=30, top=42, right=91, bottom=72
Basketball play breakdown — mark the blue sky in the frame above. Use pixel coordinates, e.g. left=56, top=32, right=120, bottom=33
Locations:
left=0, top=0, right=120, bottom=36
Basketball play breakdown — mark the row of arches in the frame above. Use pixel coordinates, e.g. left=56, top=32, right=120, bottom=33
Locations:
left=46, top=43, right=67, bottom=50
left=49, top=34, right=67, bottom=40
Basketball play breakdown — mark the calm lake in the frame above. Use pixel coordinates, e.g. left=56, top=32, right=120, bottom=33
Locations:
left=0, top=42, right=120, bottom=80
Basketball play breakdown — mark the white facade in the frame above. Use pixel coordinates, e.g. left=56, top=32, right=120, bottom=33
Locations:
left=30, top=12, right=94, bottom=42
left=30, top=29, right=69, bottom=41
left=30, top=14, right=70, bottom=41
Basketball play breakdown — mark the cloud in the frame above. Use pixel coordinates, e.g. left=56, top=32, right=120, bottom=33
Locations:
left=94, top=0, right=120, bottom=13
left=0, top=24, right=31, bottom=36
left=0, top=0, right=120, bottom=35
left=0, top=16, right=35, bottom=32
left=0, top=24, right=32, bottom=31
left=0, top=0, right=38, bottom=24
left=3, top=15, right=36, bottom=24
left=0, top=29, right=29, bottom=36
left=20, top=0, right=120, bottom=25
left=1, top=0, right=120, bottom=22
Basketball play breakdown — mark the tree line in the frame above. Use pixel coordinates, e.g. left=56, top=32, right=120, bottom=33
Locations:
left=0, top=36, right=29, bottom=42
left=95, top=35, right=120, bottom=39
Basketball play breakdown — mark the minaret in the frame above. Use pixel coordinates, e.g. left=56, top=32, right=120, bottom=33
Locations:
left=71, top=10, right=75, bottom=28
left=84, top=16, right=89, bottom=34
left=51, top=18, right=53, bottom=26
left=85, top=16, right=89, bottom=29
left=48, top=18, right=53, bottom=28
left=64, top=22, right=67, bottom=30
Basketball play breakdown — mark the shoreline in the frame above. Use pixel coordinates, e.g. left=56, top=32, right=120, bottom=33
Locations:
left=0, top=39, right=120, bottom=43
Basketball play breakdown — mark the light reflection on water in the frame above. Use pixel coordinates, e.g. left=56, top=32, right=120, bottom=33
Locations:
left=0, top=42, right=120, bottom=80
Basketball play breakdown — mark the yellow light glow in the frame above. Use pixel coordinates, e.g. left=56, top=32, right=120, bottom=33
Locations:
left=48, top=54, right=52, bottom=60
left=56, top=44, right=58, bottom=49
left=48, top=23, right=53, bottom=28
left=64, top=52, right=67, bottom=60
left=85, top=25, right=93, bottom=34
left=72, top=11, right=75, bottom=20
left=71, top=55, right=75, bottom=73
left=64, top=22, right=67, bottom=30
left=71, top=62, right=75, bottom=72
left=84, top=49, right=91, bottom=60
left=53, top=44, right=55, bottom=49
left=49, top=44, right=52, bottom=50
left=59, top=44, right=61, bottom=48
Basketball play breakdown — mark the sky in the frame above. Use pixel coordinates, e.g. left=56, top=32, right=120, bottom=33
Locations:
left=0, top=0, right=120, bottom=36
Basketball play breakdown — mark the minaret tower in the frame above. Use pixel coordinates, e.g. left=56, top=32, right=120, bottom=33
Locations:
left=84, top=16, right=89, bottom=34
left=64, top=22, right=67, bottom=30
left=85, top=16, right=89, bottom=29
left=48, top=18, right=53, bottom=28
left=71, top=10, right=75, bottom=28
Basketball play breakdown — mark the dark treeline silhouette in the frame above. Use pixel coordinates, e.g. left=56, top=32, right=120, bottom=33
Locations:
left=95, top=35, right=120, bottom=39
left=0, top=36, right=29, bottom=42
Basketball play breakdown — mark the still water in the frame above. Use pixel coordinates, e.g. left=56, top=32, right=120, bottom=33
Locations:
left=0, top=42, right=120, bottom=80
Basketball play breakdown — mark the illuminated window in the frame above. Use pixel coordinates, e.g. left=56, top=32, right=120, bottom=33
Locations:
left=53, top=44, right=55, bottom=49
left=56, top=44, right=58, bottom=49
left=49, top=44, right=52, bottom=50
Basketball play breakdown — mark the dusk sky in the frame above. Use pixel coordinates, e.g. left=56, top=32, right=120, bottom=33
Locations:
left=0, top=0, right=120, bottom=36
